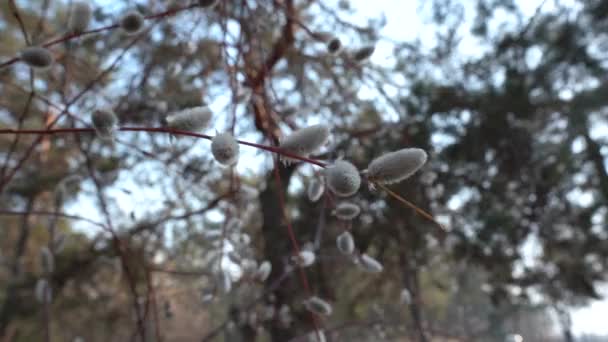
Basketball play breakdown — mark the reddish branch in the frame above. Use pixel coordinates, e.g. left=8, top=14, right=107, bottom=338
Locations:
left=0, top=126, right=327, bottom=167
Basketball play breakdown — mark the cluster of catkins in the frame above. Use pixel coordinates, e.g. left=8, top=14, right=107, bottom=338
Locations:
left=275, top=124, right=428, bottom=336
left=18, top=1, right=218, bottom=70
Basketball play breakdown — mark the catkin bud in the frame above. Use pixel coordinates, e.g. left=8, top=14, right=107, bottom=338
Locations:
left=20, top=47, right=54, bottom=69
left=358, top=254, right=383, bottom=273
left=120, top=11, right=144, bottom=35
left=35, top=278, right=52, bottom=303
left=211, top=132, right=239, bottom=166
left=291, top=250, right=315, bottom=267
left=336, top=231, right=355, bottom=255
left=307, top=178, right=324, bottom=202
left=303, top=296, right=332, bottom=316
left=256, top=261, right=272, bottom=282
left=40, top=246, right=54, bottom=274
left=333, top=202, right=360, bottom=220
left=366, top=148, right=427, bottom=185
left=352, top=45, right=375, bottom=62
left=327, top=37, right=342, bottom=55
left=325, top=160, right=361, bottom=197
left=400, top=288, right=412, bottom=305
left=279, top=124, right=330, bottom=164
left=199, top=0, right=219, bottom=8
left=218, top=271, right=232, bottom=294
left=68, top=2, right=92, bottom=33
left=166, top=106, right=212, bottom=132
left=307, top=330, right=327, bottom=342
left=91, top=109, right=118, bottom=140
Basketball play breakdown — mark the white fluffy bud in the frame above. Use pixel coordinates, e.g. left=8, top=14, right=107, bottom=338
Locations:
left=256, top=261, right=272, bottom=282
left=336, top=231, right=355, bottom=255
left=307, top=178, right=324, bottom=202
left=91, top=109, right=118, bottom=140
left=303, top=296, right=332, bottom=316
left=68, top=2, right=92, bottom=33
left=333, top=202, right=360, bottom=220
left=352, top=45, right=375, bottom=62
left=291, top=250, right=315, bottom=267
left=35, top=278, right=52, bottom=303
left=279, top=124, right=330, bottom=164
left=166, top=106, right=212, bottom=132
left=325, top=160, right=361, bottom=197
left=400, top=288, right=412, bottom=305
left=20, top=47, right=54, bottom=69
left=367, top=148, right=427, bottom=185
left=358, top=254, right=383, bottom=273
left=306, top=330, right=327, bottom=342
left=39, top=246, right=54, bottom=274
left=211, top=132, right=239, bottom=166
left=120, top=11, right=144, bottom=35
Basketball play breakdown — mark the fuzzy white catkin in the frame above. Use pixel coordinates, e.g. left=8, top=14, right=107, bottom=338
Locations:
left=359, top=254, right=383, bottom=273
left=336, top=231, right=355, bottom=255
left=333, top=202, right=360, bottom=220
left=400, top=288, right=412, bottom=305
left=35, top=278, right=52, bottom=303
left=352, top=45, right=375, bottom=61
left=292, top=250, right=315, bottom=267
left=303, top=296, right=332, bottom=316
left=68, top=2, right=92, bottom=33
left=120, top=11, right=144, bottom=35
left=20, top=47, right=54, bottom=69
left=256, top=261, right=272, bottom=282
left=307, top=330, right=327, bottom=342
left=307, top=178, right=324, bottom=202
left=279, top=124, right=330, bottom=163
left=367, top=148, right=428, bottom=185
left=325, top=160, right=361, bottom=197
left=211, top=132, right=239, bottom=166
left=91, top=109, right=118, bottom=140
left=40, top=246, right=54, bottom=274
left=166, top=106, right=212, bottom=132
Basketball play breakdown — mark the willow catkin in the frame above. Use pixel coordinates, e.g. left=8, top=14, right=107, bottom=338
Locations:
left=303, top=296, right=332, bottom=316
left=120, top=11, right=144, bottom=35
left=279, top=124, right=330, bottom=164
left=325, top=160, right=361, bottom=197
left=166, top=106, right=212, bottom=132
left=352, top=45, right=375, bottom=62
left=333, top=202, right=360, bottom=220
left=307, top=178, right=324, bottom=202
left=291, top=250, right=315, bottom=267
left=336, top=231, right=355, bottom=255
left=20, top=47, right=54, bottom=69
left=35, top=278, right=52, bottom=303
left=366, top=148, right=427, bottom=185
left=91, top=109, right=118, bottom=140
left=211, top=132, right=239, bottom=166
left=306, top=330, right=326, bottom=342
left=39, top=246, right=54, bottom=274
left=68, top=2, right=92, bottom=33
left=400, top=288, right=412, bottom=305
left=358, top=253, right=383, bottom=273
left=256, top=261, right=272, bottom=282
